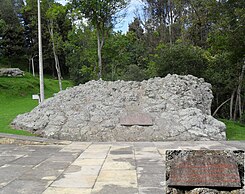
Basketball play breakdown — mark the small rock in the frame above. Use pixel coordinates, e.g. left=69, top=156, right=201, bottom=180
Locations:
left=0, top=68, right=24, bottom=77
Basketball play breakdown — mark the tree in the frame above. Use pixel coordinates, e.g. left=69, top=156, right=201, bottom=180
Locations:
left=128, top=17, right=144, bottom=39
left=46, top=3, right=71, bottom=91
left=0, top=0, right=25, bottom=67
left=148, top=42, right=207, bottom=78
left=65, top=23, right=97, bottom=84
left=103, top=30, right=146, bottom=81
left=71, top=0, right=129, bottom=79
left=143, top=0, right=181, bottom=44
left=22, top=0, right=71, bottom=80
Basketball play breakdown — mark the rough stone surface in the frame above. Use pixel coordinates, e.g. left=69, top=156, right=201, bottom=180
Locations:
left=168, top=153, right=241, bottom=187
left=11, top=74, right=226, bottom=141
left=166, top=150, right=244, bottom=194
left=0, top=68, right=24, bottom=77
left=167, top=188, right=244, bottom=194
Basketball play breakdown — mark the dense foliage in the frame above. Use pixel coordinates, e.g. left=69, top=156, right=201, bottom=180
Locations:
left=0, top=0, right=244, bottom=120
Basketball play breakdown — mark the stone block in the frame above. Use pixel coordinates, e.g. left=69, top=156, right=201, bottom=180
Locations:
left=166, top=150, right=244, bottom=193
left=168, top=154, right=241, bottom=187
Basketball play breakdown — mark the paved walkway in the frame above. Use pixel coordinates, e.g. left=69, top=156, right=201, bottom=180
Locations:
left=0, top=134, right=245, bottom=194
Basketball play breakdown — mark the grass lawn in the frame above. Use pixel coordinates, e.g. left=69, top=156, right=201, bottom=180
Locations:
left=0, top=73, right=73, bottom=136
left=221, top=119, right=245, bottom=140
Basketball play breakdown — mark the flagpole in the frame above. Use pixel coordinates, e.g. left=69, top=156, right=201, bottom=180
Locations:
left=38, top=0, right=44, bottom=102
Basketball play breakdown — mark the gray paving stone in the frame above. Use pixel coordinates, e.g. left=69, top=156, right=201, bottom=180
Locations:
left=221, top=141, right=245, bottom=150
left=65, top=165, right=101, bottom=175
left=0, top=164, right=33, bottom=187
left=139, top=187, right=165, bottom=194
left=0, top=179, right=50, bottom=194
left=92, top=185, right=138, bottom=194
left=134, top=142, right=155, bottom=148
left=19, top=161, right=71, bottom=181
left=110, top=150, right=133, bottom=155
left=0, top=156, right=21, bottom=166
left=111, top=158, right=136, bottom=166
left=10, top=156, right=48, bottom=166
left=20, top=169, right=62, bottom=181
left=137, top=165, right=165, bottom=174
left=35, top=160, right=71, bottom=171
left=43, top=187, right=92, bottom=194
left=110, top=146, right=134, bottom=152
left=0, top=147, right=25, bottom=156
left=0, top=144, right=18, bottom=150
left=136, top=158, right=165, bottom=167
left=137, top=173, right=165, bottom=188
left=45, top=152, right=80, bottom=162
left=23, top=146, right=62, bottom=156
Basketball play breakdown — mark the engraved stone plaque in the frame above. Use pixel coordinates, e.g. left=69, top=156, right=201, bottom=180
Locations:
left=168, top=154, right=241, bottom=188
left=120, top=113, right=153, bottom=126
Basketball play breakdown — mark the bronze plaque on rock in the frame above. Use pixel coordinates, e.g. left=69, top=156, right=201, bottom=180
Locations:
left=120, top=113, right=153, bottom=126
left=168, top=154, right=241, bottom=188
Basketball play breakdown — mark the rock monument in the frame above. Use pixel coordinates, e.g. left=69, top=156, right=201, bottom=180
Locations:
left=12, top=74, right=226, bottom=141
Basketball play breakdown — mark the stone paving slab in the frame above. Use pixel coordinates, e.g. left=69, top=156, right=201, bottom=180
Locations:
left=43, top=187, right=92, bottom=194
left=0, top=179, right=51, bottom=194
left=0, top=140, right=244, bottom=193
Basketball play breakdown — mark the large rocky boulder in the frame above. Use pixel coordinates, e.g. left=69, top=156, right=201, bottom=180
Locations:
left=11, top=74, right=226, bottom=141
left=0, top=68, right=24, bottom=77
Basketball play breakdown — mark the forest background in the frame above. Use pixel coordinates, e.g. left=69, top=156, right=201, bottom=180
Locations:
left=0, top=0, right=244, bottom=121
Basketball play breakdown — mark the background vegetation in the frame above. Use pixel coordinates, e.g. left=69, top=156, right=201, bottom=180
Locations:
left=0, top=0, right=245, bottom=138
left=0, top=73, right=73, bottom=135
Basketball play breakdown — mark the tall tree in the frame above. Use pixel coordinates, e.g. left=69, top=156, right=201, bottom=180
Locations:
left=71, top=0, right=129, bottom=79
left=65, top=23, right=97, bottom=84
left=46, top=3, right=71, bottom=91
left=0, top=0, right=25, bottom=67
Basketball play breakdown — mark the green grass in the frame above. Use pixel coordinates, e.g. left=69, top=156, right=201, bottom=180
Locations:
left=0, top=73, right=73, bottom=136
left=221, top=119, right=245, bottom=140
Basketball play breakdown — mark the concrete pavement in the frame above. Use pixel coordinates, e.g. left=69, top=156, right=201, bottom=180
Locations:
left=0, top=134, right=245, bottom=194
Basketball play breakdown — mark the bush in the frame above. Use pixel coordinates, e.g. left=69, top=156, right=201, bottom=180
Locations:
left=148, top=43, right=208, bottom=78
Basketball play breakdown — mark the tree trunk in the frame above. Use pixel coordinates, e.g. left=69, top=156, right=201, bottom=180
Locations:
left=48, top=20, right=62, bottom=91
left=230, top=90, right=235, bottom=120
left=29, top=58, right=31, bottom=74
left=212, top=98, right=231, bottom=117
left=97, top=31, right=102, bottom=79
left=168, top=0, right=173, bottom=45
left=179, top=7, right=184, bottom=42
left=54, top=52, right=62, bottom=91
left=233, top=64, right=245, bottom=120
left=97, top=29, right=104, bottom=79
left=234, top=89, right=238, bottom=120
left=239, top=64, right=245, bottom=118
left=31, top=57, right=35, bottom=77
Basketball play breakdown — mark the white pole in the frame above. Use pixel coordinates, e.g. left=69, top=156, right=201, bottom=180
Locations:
left=38, top=0, right=44, bottom=102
